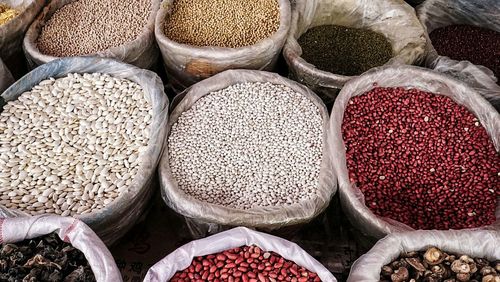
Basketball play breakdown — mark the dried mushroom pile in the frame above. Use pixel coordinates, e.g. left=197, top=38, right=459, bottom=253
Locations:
left=380, top=247, right=500, bottom=282
left=0, top=232, right=95, bottom=281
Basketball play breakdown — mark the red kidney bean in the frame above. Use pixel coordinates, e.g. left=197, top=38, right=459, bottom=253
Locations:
left=342, top=87, right=499, bottom=230
left=169, top=245, right=321, bottom=282
left=429, top=25, right=500, bottom=81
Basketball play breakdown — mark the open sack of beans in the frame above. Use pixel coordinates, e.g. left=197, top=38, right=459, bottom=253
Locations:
left=23, top=0, right=160, bottom=69
left=0, top=215, right=122, bottom=281
left=347, top=230, right=500, bottom=282
left=155, top=0, right=291, bottom=92
left=159, top=69, right=335, bottom=238
left=283, top=0, right=426, bottom=104
left=329, top=65, right=500, bottom=239
left=144, top=227, right=336, bottom=282
left=0, top=57, right=169, bottom=245
left=0, top=58, right=14, bottom=93
left=0, top=0, right=44, bottom=60
left=417, top=0, right=500, bottom=110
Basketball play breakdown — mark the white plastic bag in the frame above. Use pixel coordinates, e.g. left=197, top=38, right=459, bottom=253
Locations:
left=23, top=0, right=160, bottom=69
left=0, top=58, right=14, bottom=93
left=0, top=215, right=123, bottom=282
left=347, top=229, right=500, bottom=282
left=0, top=57, right=169, bottom=246
left=159, top=69, right=336, bottom=238
left=417, top=0, right=500, bottom=110
left=154, top=0, right=291, bottom=92
left=329, top=65, right=500, bottom=239
left=0, top=0, right=45, bottom=60
left=144, top=227, right=337, bottom=282
left=283, top=0, right=427, bottom=104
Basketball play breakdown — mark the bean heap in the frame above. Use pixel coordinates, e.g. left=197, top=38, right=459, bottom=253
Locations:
left=164, top=0, right=280, bottom=48
left=168, top=82, right=323, bottom=210
left=0, top=4, right=19, bottom=25
left=342, top=87, right=499, bottom=230
left=430, top=25, right=500, bottom=81
left=298, top=25, right=393, bottom=76
left=381, top=246, right=500, bottom=282
left=37, top=0, right=151, bottom=57
left=171, top=245, right=321, bottom=282
left=0, top=232, right=95, bottom=281
left=0, top=73, right=152, bottom=216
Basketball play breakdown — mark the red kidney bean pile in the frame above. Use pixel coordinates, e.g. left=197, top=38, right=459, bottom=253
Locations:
left=429, top=25, right=500, bottom=81
left=342, top=87, right=500, bottom=230
left=170, top=245, right=321, bottom=282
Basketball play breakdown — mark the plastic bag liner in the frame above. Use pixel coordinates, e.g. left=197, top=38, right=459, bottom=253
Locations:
left=154, top=0, right=291, bottom=92
left=0, top=0, right=45, bottom=60
left=23, top=0, right=160, bottom=69
left=347, top=229, right=500, bottom=282
left=0, top=59, right=14, bottom=93
left=159, top=69, right=336, bottom=238
left=0, top=215, right=123, bottom=282
left=283, top=0, right=426, bottom=104
left=329, top=65, right=500, bottom=240
left=0, top=57, right=169, bottom=246
left=416, top=0, right=500, bottom=110
left=144, top=227, right=337, bottom=282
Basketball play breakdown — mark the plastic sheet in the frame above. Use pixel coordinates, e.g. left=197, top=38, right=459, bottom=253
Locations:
left=417, top=0, right=500, bottom=110
left=0, top=58, right=14, bottom=93
left=0, top=0, right=44, bottom=60
left=154, top=0, right=291, bottom=92
left=283, top=0, right=426, bottom=104
left=23, top=0, right=160, bottom=69
left=159, top=69, right=336, bottom=238
left=144, top=227, right=337, bottom=282
left=347, top=229, right=500, bottom=281
left=0, top=57, right=169, bottom=246
left=0, top=215, right=123, bottom=282
left=329, top=65, right=500, bottom=239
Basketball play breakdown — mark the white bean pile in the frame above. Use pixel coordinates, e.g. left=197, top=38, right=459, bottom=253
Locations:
left=168, top=82, right=323, bottom=210
left=0, top=73, right=152, bottom=216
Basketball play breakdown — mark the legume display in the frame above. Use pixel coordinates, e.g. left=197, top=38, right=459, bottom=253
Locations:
left=0, top=73, right=152, bottom=216
left=168, top=82, right=323, bottom=210
left=170, top=245, right=321, bottom=282
left=37, top=0, right=151, bottom=57
left=0, top=3, right=19, bottom=25
left=429, top=25, right=500, bottom=81
left=298, top=25, right=393, bottom=76
left=342, top=87, right=499, bottom=230
left=164, top=0, right=280, bottom=48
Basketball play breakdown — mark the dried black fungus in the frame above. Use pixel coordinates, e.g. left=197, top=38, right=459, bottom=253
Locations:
left=0, top=232, right=96, bottom=282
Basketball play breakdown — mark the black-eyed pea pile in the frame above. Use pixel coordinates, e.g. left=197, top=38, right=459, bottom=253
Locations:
left=0, top=73, right=152, bottom=217
left=168, top=82, right=323, bottom=209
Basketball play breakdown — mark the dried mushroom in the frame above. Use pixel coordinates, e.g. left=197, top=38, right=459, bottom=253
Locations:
left=0, top=232, right=96, bottom=281
left=380, top=247, right=499, bottom=282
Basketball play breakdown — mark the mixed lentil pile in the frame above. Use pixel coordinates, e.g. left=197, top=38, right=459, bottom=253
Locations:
left=37, top=0, right=152, bottom=56
left=429, top=25, right=500, bottom=81
left=298, top=25, right=393, bottom=76
left=342, top=87, right=499, bottom=230
left=164, top=0, right=280, bottom=48
left=0, top=3, right=19, bottom=25
left=168, top=82, right=323, bottom=210
left=0, top=73, right=153, bottom=217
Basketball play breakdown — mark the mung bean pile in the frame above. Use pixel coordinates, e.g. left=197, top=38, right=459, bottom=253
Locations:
left=164, top=0, right=280, bottom=48
left=0, top=73, right=152, bottom=216
left=37, top=0, right=151, bottom=57
left=298, top=25, right=393, bottom=76
left=168, top=82, right=323, bottom=210
left=0, top=3, right=19, bottom=25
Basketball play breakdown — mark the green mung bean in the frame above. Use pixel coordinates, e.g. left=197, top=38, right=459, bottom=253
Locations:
left=298, top=25, right=393, bottom=76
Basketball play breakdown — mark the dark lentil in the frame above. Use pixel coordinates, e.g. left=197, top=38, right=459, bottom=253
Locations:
left=342, top=87, right=499, bottom=230
left=0, top=232, right=96, bottom=282
left=429, top=25, right=500, bottom=81
left=298, top=25, right=393, bottom=76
